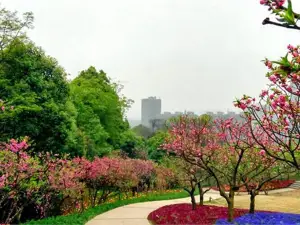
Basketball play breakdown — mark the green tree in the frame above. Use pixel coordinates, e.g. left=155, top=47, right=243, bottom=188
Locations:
left=70, top=66, right=131, bottom=157
left=119, top=130, right=146, bottom=159
left=0, top=39, right=70, bottom=154
left=131, top=124, right=152, bottom=138
left=147, top=131, right=170, bottom=162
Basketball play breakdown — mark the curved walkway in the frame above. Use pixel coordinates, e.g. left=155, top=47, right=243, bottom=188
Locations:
left=86, top=191, right=221, bottom=225
left=85, top=187, right=296, bottom=225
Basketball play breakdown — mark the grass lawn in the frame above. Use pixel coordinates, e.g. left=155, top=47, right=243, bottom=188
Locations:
left=208, top=190, right=300, bottom=214
left=24, top=189, right=198, bottom=225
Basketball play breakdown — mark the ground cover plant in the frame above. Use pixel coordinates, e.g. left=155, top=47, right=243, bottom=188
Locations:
left=147, top=204, right=250, bottom=225
left=216, top=212, right=300, bottom=225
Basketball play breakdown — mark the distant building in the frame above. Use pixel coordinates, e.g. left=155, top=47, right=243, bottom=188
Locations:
left=141, top=97, right=161, bottom=128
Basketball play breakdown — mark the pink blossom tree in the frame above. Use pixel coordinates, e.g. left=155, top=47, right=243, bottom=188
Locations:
left=163, top=115, right=278, bottom=222
left=235, top=45, right=300, bottom=170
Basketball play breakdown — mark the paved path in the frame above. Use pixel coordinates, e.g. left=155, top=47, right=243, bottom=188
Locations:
left=86, top=191, right=221, bottom=225
left=86, top=187, right=295, bottom=225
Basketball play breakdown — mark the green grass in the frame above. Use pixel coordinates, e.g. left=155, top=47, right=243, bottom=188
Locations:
left=24, top=189, right=198, bottom=225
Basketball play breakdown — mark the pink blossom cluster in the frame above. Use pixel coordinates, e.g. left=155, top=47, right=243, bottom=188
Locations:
left=260, top=0, right=286, bottom=8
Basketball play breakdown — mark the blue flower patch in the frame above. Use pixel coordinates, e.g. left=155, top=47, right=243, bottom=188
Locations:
left=215, top=212, right=300, bottom=225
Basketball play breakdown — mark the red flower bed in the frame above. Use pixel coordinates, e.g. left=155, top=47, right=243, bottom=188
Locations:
left=147, top=204, right=249, bottom=225
left=211, top=180, right=295, bottom=192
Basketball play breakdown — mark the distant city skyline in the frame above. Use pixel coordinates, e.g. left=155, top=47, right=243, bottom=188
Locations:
left=5, top=0, right=299, bottom=122
left=130, top=95, right=242, bottom=120
left=136, top=96, right=243, bottom=128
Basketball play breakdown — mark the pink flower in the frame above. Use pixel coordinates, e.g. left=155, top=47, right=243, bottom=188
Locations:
left=1, top=106, right=5, bottom=111
left=276, top=0, right=286, bottom=7
left=288, top=44, right=294, bottom=51
left=271, top=101, right=277, bottom=108
left=259, top=150, right=266, bottom=156
left=278, top=95, right=286, bottom=102
left=265, top=60, right=272, bottom=69
left=292, top=51, right=299, bottom=57
left=239, top=103, right=247, bottom=110
left=260, top=0, right=268, bottom=5
left=260, top=90, right=268, bottom=98
left=286, top=86, right=292, bottom=92
left=269, top=74, right=277, bottom=83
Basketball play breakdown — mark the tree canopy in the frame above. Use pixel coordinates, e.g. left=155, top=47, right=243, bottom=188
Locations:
left=69, top=66, right=131, bottom=157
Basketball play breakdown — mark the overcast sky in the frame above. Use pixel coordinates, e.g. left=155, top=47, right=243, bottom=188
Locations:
left=2, top=0, right=300, bottom=119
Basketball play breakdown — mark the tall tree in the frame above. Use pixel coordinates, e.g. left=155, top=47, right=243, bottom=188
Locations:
left=70, top=66, right=131, bottom=157
left=0, top=39, right=70, bottom=154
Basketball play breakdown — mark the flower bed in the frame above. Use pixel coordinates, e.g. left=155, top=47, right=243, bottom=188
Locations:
left=216, top=212, right=300, bottom=225
left=148, top=204, right=300, bottom=225
left=211, top=180, right=295, bottom=192
left=147, top=204, right=249, bottom=225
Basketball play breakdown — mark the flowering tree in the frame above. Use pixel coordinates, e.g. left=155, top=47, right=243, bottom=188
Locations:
left=235, top=45, right=300, bottom=170
left=130, top=159, right=155, bottom=196
left=163, top=115, right=278, bottom=222
left=153, top=165, right=177, bottom=190
left=238, top=150, right=293, bottom=213
left=73, top=157, right=156, bottom=207
left=174, top=158, right=211, bottom=209
left=0, top=138, right=33, bottom=223
left=260, top=0, right=300, bottom=30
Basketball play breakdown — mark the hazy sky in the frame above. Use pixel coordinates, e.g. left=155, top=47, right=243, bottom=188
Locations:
left=2, top=0, right=300, bottom=119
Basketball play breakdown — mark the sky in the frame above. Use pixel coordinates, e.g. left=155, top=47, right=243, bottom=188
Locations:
left=2, top=0, right=300, bottom=119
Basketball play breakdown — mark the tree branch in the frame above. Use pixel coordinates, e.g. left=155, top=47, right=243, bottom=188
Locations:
left=262, top=18, right=300, bottom=30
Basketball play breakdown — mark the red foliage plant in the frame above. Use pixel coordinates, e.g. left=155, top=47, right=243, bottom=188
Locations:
left=147, top=204, right=249, bottom=225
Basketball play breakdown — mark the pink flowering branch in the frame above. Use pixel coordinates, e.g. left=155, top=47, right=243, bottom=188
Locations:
left=260, top=0, right=300, bottom=30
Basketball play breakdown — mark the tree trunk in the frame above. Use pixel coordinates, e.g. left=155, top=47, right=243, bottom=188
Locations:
left=227, top=189, right=235, bottom=222
left=190, top=189, right=196, bottom=210
left=249, top=190, right=256, bottom=214
left=198, top=182, right=204, bottom=206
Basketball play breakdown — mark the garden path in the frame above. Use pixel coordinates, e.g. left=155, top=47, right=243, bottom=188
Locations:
left=85, top=190, right=221, bottom=225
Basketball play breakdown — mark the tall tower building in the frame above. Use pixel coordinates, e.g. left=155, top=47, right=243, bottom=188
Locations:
left=141, top=97, right=161, bottom=128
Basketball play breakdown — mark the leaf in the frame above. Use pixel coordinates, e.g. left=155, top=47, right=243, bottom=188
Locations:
left=285, top=0, right=295, bottom=24
left=271, top=54, right=290, bottom=67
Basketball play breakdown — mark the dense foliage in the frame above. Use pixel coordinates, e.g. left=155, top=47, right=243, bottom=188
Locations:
left=0, top=40, right=71, bottom=154
left=68, top=67, right=131, bottom=157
